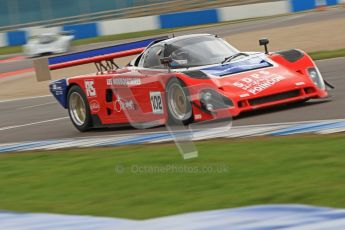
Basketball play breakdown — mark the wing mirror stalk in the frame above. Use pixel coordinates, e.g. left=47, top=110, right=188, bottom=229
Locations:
left=259, top=38, right=270, bottom=54
left=160, top=56, right=173, bottom=73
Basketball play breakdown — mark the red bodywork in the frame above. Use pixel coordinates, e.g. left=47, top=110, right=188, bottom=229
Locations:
left=48, top=42, right=328, bottom=128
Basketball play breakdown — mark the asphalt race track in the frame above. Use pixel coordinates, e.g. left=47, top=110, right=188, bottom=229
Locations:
left=0, top=57, right=344, bottom=144
left=0, top=9, right=344, bottom=144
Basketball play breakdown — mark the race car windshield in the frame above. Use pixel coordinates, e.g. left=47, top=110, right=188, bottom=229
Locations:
left=167, top=36, right=238, bottom=68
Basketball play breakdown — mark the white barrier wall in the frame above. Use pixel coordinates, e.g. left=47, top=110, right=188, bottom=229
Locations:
left=219, top=1, right=290, bottom=22
left=26, top=26, right=61, bottom=37
left=0, top=33, right=6, bottom=47
left=99, top=16, right=159, bottom=36
left=2, top=0, right=342, bottom=48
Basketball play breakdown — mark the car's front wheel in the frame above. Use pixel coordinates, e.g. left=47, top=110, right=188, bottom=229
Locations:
left=166, top=78, right=193, bottom=125
left=67, top=85, right=93, bottom=132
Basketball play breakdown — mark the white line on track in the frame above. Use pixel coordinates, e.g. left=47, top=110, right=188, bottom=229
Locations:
left=0, top=95, right=52, bottom=104
left=316, top=56, right=345, bottom=62
left=18, top=101, right=56, bottom=110
left=39, top=118, right=345, bottom=143
left=0, top=117, right=69, bottom=131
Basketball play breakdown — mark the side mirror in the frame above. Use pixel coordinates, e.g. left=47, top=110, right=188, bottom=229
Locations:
left=259, top=38, right=269, bottom=54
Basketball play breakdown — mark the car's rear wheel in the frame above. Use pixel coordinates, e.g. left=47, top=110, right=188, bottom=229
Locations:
left=166, top=78, right=193, bottom=125
left=67, top=85, right=92, bottom=132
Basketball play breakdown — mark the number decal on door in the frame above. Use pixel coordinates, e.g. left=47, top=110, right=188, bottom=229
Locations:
left=150, top=92, right=163, bottom=114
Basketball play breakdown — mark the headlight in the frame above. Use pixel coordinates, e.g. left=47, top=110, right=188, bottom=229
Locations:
left=307, top=67, right=325, bottom=90
left=201, top=92, right=212, bottom=101
left=200, top=90, right=233, bottom=111
left=206, top=104, right=214, bottom=111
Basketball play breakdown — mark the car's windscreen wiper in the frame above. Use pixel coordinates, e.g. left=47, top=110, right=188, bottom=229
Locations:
left=222, top=52, right=250, bottom=64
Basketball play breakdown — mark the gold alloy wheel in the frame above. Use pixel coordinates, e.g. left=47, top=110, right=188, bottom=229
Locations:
left=69, top=92, right=86, bottom=126
left=168, top=83, right=189, bottom=121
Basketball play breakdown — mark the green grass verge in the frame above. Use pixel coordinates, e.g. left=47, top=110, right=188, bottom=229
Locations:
left=1, top=36, right=345, bottom=61
left=0, top=29, right=172, bottom=56
left=0, top=46, right=22, bottom=57
left=0, top=134, right=345, bottom=219
left=72, top=29, right=171, bottom=46
left=70, top=14, right=294, bottom=46
left=309, top=48, right=345, bottom=60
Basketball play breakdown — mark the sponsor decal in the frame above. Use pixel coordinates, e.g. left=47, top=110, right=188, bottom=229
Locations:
left=295, top=82, right=305, bottom=86
left=114, top=96, right=135, bottom=112
left=90, top=100, right=100, bottom=113
left=201, top=57, right=272, bottom=76
left=51, top=84, right=64, bottom=96
left=233, top=70, right=285, bottom=95
left=240, top=93, right=250, bottom=98
left=85, top=80, right=96, bottom=97
left=107, top=78, right=141, bottom=86
left=150, top=92, right=164, bottom=114
left=194, top=114, right=202, bottom=120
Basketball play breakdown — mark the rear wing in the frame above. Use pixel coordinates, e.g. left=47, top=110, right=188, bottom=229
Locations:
left=34, top=36, right=168, bottom=81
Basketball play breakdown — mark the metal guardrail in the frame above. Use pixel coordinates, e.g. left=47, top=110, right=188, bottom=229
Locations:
left=0, top=0, right=281, bottom=32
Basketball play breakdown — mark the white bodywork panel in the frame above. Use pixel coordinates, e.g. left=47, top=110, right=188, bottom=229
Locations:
left=23, top=33, right=74, bottom=57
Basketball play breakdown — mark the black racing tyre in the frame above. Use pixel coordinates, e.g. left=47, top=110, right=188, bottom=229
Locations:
left=165, top=78, right=193, bottom=125
left=67, top=85, right=93, bottom=132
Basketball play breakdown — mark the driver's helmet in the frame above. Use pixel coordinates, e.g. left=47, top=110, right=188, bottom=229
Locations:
left=171, top=49, right=189, bottom=61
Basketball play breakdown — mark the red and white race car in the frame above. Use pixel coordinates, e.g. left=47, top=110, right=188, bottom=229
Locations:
left=40, top=34, right=330, bottom=131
